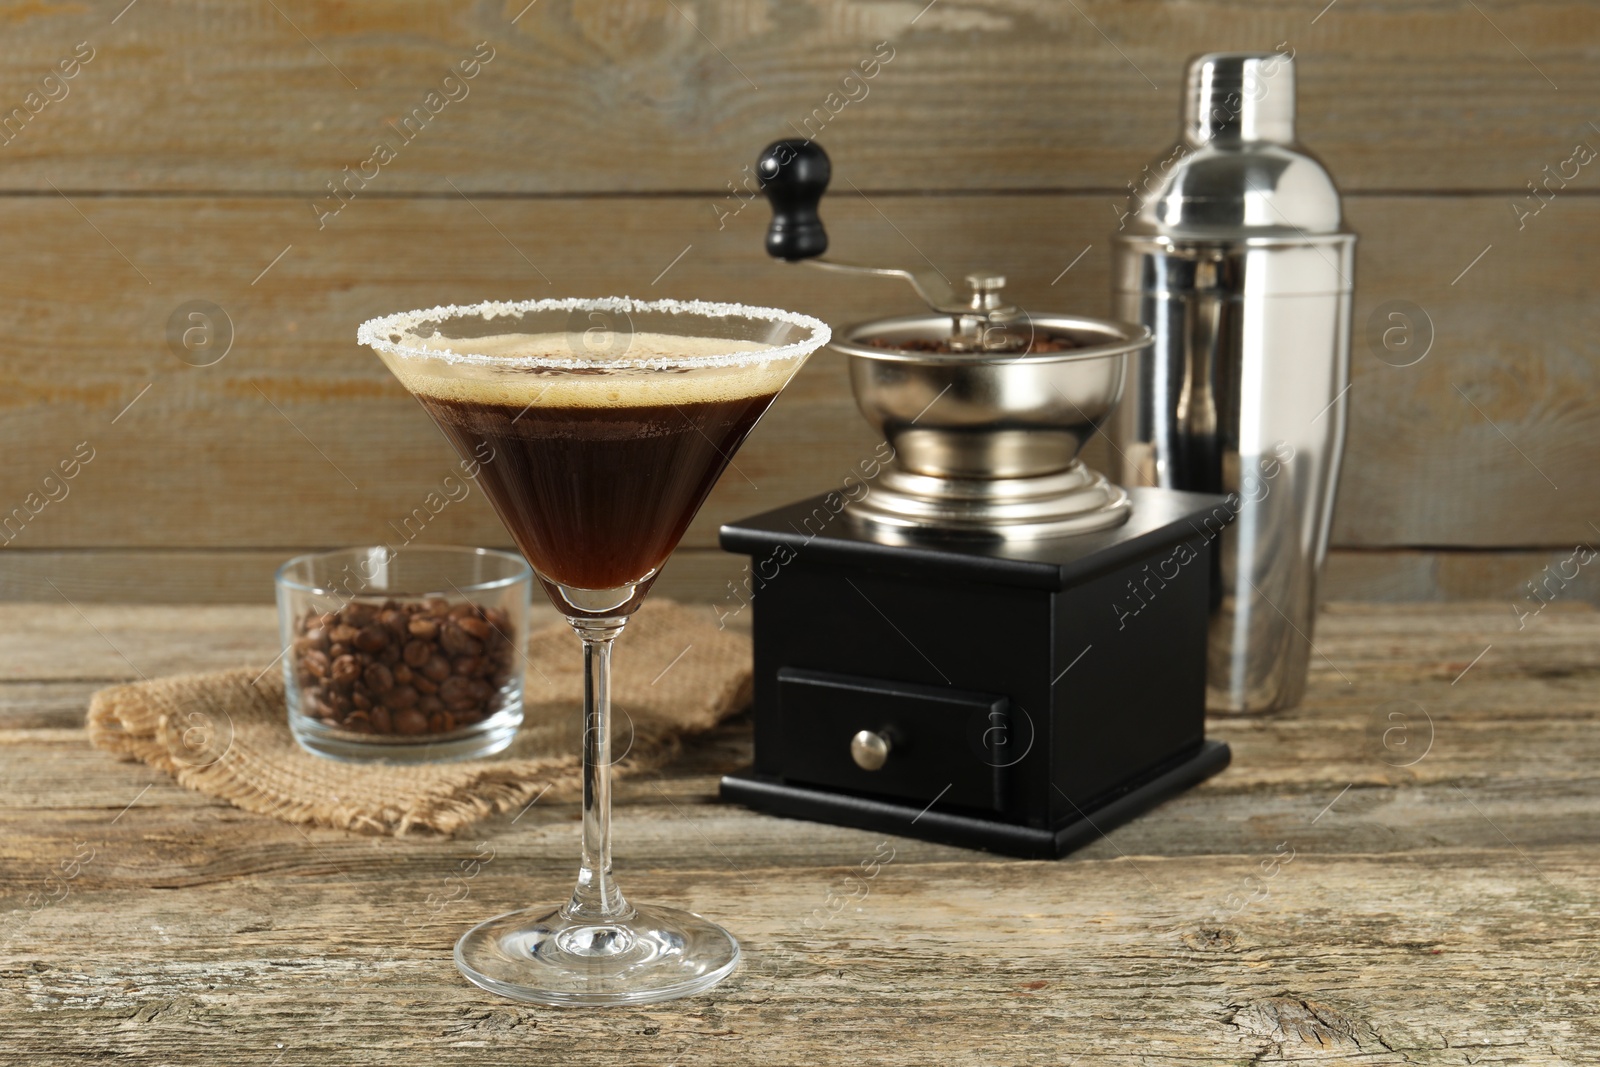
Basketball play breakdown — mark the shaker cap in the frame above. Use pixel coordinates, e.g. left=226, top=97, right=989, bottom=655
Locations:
left=1186, top=52, right=1296, bottom=144
left=1121, top=50, right=1344, bottom=237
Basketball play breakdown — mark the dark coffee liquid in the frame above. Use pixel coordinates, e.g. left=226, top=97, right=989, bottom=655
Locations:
left=419, top=389, right=778, bottom=591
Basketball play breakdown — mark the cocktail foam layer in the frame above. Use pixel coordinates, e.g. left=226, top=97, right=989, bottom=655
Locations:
left=388, top=332, right=799, bottom=408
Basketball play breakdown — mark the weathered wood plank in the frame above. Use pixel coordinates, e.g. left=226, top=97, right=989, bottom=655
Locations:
left=0, top=193, right=1593, bottom=568
left=0, top=682, right=107, bottom=729
left=4, top=751, right=1598, bottom=870
left=1, top=854, right=1594, bottom=1064
left=7, top=859, right=1594, bottom=1062
left=0, top=0, right=1594, bottom=194
left=0, top=600, right=1591, bottom=684
left=1324, top=548, right=1600, bottom=611
left=0, top=602, right=1594, bottom=843
left=0, top=605, right=1596, bottom=1063
left=4, top=546, right=1599, bottom=607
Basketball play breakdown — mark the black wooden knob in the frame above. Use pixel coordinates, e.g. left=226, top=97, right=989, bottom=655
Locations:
left=758, top=139, right=830, bottom=261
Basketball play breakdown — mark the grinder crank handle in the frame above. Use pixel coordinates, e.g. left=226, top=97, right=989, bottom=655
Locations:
left=757, top=138, right=972, bottom=314
left=758, top=138, right=831, bottom=261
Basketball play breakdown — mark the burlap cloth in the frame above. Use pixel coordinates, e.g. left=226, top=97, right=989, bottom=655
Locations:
left=86, top=600, right=750, bottom=836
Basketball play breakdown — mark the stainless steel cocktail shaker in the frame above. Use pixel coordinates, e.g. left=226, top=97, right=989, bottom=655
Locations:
left=1109, top=52, right=1355, bottom=713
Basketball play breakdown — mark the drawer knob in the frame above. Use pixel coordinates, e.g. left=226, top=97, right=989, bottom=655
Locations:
left=850, top=729, right=891, bottom=771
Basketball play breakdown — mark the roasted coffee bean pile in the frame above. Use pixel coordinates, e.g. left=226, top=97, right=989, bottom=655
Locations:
left=291, top=599, right=516, bottom=737
left=865, top=331, right=1079, bottom=355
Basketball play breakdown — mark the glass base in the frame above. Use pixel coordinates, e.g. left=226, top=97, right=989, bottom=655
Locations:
left=454, top=902, right=740, bottom=1006
left=289, top=708, right=520, bottom=763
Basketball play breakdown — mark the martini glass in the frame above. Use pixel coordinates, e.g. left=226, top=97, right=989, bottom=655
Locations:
left=358, top=297, right=829, bottom=1006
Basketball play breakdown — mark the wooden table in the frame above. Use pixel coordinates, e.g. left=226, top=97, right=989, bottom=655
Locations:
left=2, top=602, right=1596, bottom=1065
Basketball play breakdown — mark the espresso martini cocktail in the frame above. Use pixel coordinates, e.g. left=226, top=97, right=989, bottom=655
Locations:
left=399, top=330, right=794, bottom=601
left=359, top=298, right=829, bottom=1006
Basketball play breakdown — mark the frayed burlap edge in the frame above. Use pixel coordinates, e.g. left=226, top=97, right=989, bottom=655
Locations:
left=86, top=600, right=751, bottom=836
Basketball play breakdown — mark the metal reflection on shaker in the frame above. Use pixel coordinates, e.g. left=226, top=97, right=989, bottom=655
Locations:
left=1109, top=51, right=1356, bottom=713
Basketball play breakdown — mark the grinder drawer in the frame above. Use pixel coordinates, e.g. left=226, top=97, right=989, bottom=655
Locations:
left=776, top=667, right=1011, bottom=812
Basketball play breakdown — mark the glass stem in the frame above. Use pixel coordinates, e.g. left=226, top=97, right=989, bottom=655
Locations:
left=564, top=620, right=632, bottom=924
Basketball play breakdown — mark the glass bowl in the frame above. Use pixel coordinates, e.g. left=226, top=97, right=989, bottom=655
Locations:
left=276, top=545, right=531, bottom=762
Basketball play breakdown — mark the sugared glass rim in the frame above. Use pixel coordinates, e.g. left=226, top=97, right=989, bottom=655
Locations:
left=275, top=545, right=531, bottom=597
left=357, top=296, right=831, bottom=371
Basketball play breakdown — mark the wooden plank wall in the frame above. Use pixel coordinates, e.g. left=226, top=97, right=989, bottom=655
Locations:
left=0, top=0, right=1595, bottom=613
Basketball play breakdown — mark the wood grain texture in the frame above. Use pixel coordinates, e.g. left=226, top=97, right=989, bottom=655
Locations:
left=0, top=0, right=1594, bottom=193
left=1, top=602, right=1597, bottom=1065
left=0, top=0, right=1591, bottom=600
left=1323, top=549, right=1600, bottom=610
left=0, top=193, right=1593, bottom=594
left=8, top=546, right=1600, bottom=610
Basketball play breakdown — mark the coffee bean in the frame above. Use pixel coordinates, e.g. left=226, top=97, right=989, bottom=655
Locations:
left=413, top=676, right=438, bottom=696
left=393, top=664, right=413, bottom=685
left=385, top=684, right=419, bottom=710
left=301, top=649, right=330, bottom=679
left=440, top=624, right=483, bottom=657
left=364, top=662, right=394, bottom=693
left=370, top=706, right=392, bottom=734
left=408, top=617, right=439, bottom=640
left=456, top=616, right=491, bottom=640
left=439, top=676, right=475, bottom=711
left=329, top=624, right=360, bottom=645
left=403, top=640, right=432, bottom=667
left=394, top=708, right=429, bottom=736
left=428, top=710, right=456, bottom=734
left=331, top=654, right=361, bottom=686
left=454, top=656, right=482, bottom=676
left=354, top=626, right=388, bottom=653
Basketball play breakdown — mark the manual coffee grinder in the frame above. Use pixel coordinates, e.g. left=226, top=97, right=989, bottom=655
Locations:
left=718, top=141, right=1232, bottom=858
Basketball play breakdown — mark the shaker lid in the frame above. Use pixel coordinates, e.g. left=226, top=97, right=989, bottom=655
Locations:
left=1123, top=51, right=1344, bottom=237
left=1185, top=52, right=1295, bottom=144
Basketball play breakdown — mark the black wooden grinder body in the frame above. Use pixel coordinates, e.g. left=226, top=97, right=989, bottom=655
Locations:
left=718, top=486, right=1232, bottom=858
